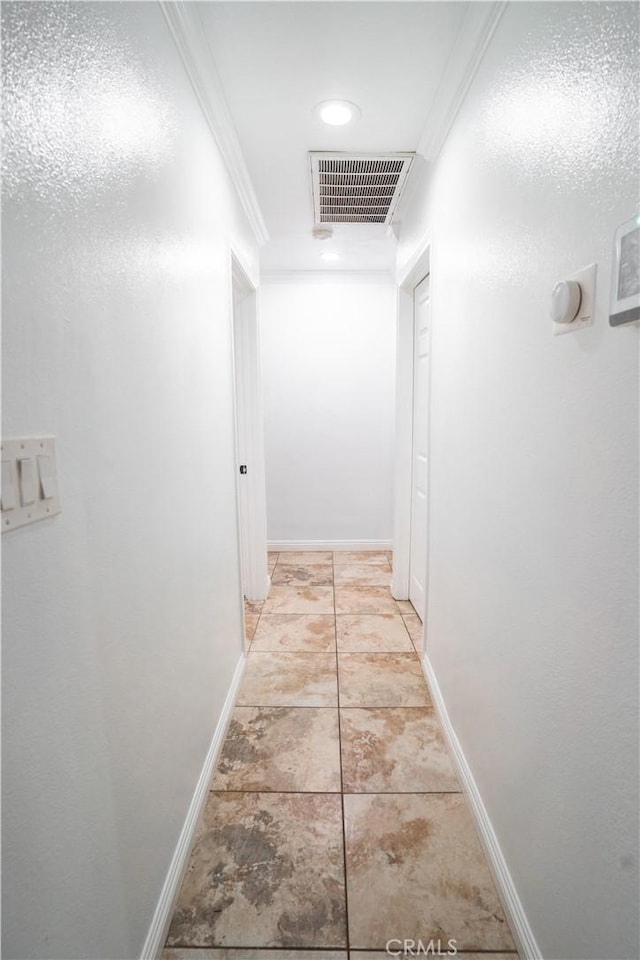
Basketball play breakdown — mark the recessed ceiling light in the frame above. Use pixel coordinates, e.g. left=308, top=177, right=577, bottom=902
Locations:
left=321, top=251, right=340, bottom=262
left=315, top=100, right=361, bottom=126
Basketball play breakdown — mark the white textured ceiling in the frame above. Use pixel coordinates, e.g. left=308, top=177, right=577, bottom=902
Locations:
left=197, top=2, right=468, bottom=273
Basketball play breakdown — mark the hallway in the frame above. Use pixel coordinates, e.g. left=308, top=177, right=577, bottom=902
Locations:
left=164, top=552, right=516, bottom=955
left=2, top=1, right=639, bottom=958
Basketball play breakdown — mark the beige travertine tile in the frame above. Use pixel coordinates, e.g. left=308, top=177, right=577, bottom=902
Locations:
left=336, top=615, right=413, bottom=652
left=403, top=613, right=423, bottom=648
left=164, top=952, right=347, bottom=960
left=211, top=707, right=340, bottom=792
left=340, top=707, right=459, bottom=792
left=395, top=600, right=415, bottom=615
left=277, top=551, right=333, bottom=564
left=344, top=794, right=514, bottom=951
left=245, top=614, right=259, bottom=642
left=348, top=955, right=517, bottom=960
left=238, top=652, right=338, bottom=706
left=338, top=654, right=429, bottom=707
left=272, top=564, right=333, bottom=586
left=334, top=586, right=398, bottom=616
left=262, top=585, right=334, bottom=615
left=245, top=600, right=264, bottom=616
left=167, top=792, right=346, bottom=948
left=333, top=565, right=391, bottom=587
left=333, top=551, right=390, bottom=566
left=268, top=552, right=279, bottom=560
left=252, top=614, right=336, bottom=652
left=165, top=558, right=519, bottom=960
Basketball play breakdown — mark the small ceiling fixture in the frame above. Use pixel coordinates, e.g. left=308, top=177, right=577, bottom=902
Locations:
left=312, top=226, right=333, bottom=241
left=315, top=99, right=361, bottom=126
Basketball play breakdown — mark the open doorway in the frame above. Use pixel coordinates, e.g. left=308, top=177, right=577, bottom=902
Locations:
left=231, top=253, right=270, bottom=604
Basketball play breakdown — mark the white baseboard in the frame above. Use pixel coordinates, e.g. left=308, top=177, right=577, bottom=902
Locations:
left=140, top=654, right=246, bottom=959
left=421, top=652, right=542, bottom=960
left=268, top=539, right=392, bottom=552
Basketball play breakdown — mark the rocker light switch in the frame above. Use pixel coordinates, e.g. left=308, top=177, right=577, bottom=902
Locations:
left=38, top=454, right=58, bottom=499
left=19, top=458, right=37, bottom=505
left=1, top=437, right=61, bottom=533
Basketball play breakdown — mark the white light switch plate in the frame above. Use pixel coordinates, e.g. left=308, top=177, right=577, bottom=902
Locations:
left=1, top=437, right=61, bottom=533
left=552, top=262, right=597, bottom=336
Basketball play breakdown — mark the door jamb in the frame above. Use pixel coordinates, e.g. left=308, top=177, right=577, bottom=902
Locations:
left=231, top=251, right=270, bottom=604
left=391, top=236, right=432, bottom=602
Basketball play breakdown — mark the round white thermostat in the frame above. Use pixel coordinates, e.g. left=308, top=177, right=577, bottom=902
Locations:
left=551, top=280, right=582, bottom=324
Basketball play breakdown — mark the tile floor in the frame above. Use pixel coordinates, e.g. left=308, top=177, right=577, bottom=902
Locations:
left=164, top=551, right=517, bottom=959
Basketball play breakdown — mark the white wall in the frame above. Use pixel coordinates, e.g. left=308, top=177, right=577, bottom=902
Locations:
left=1, top=3, right=257, bottom=958
left=260, top=278, right=396, bottom=546
left=398, top=3, right=639, bottom=959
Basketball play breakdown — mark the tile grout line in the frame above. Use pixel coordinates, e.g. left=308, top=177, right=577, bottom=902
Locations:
left=333, top=551, right=352, bottom=955
left=207, top=789, right=463, bottom=795
left=248, top=649, right=415, bottom=655
left=250, top=599, right=263, bottom=649
left=235, top=703, right=434, bottom=709
left=398, top=603, right=422, bottom=655
left=167, top=948, right=516, bottom=955
left=230, top=705, right=439, bottom=711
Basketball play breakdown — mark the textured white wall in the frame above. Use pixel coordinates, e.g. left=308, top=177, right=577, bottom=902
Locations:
left=260, top=279, right=396, bottom=544
left=398, top=3, right=639, bottom=959
left=1, top=3, right=256, bottom=958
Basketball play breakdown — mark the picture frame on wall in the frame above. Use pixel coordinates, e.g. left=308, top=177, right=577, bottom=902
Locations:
left=609, top=214, right=640, bottom=326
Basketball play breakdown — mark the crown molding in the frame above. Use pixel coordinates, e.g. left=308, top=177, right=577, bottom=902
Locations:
left=417, top=0, right=508, bottom=163
left=159, top=0, right=269, bottom=247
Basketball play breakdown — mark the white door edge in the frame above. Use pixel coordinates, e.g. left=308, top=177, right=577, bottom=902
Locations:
left=409, top=273, right=431, bottom=621
left=391, top=238, right=432, bottom=608
left=231, top=252, right=270, bottom=606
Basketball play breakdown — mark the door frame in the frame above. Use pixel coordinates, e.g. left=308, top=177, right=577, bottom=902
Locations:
left=391, top=236, right=432, bottom=611
left=231, top=250, right=270, bottom=604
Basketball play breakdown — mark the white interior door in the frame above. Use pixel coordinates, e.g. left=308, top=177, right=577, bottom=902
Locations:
left=233, top=284, right=251, bottom=597
left=409, top=274, right=431, bottom=621
left=231, top=258, right=270, bottom=603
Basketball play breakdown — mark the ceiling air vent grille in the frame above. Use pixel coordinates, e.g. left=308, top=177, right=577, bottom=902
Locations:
left=310, top=152, right=414, bottom=225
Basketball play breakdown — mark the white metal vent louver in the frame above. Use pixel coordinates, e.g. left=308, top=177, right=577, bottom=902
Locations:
left=310, top=152, right=414, bottom=225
